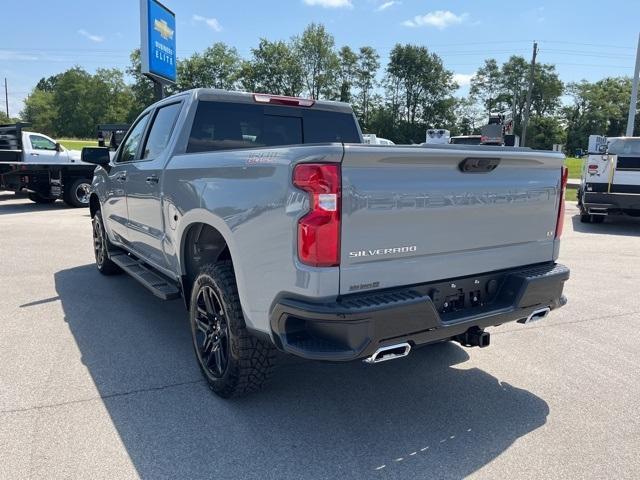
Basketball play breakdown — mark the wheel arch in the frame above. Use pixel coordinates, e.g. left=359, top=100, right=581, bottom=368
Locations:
left=178, top=215, right=239, bottom=308
left=89, top=193, right=100, bottom=218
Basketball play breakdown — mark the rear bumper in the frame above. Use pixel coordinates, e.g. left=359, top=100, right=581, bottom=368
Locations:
left=583, top=191, right=640, bottom=214
left=270, top=262, right=569, bottom=361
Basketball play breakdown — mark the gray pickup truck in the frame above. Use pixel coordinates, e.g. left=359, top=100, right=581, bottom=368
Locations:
left=82, top=89, right=569, bottom=398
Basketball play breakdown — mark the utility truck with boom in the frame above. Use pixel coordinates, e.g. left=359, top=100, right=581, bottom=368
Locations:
left=82, top=89, right=570, bottom=398
left=579, top=135, right=640, bottom=222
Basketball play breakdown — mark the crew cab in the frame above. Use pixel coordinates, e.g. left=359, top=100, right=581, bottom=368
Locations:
left=82, top=89, right=570, bottom=398
left=0, top=123, right=96, bottom=206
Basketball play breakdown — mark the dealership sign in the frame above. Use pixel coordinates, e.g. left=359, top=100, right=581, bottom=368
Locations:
left=140, top=0, right=176, bottom=84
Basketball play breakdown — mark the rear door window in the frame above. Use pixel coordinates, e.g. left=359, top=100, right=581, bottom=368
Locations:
left=142, top=102, right=182, bottom=159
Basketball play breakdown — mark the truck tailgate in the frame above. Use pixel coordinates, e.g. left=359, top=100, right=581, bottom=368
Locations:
left=339, top=145, right=564, bottom=295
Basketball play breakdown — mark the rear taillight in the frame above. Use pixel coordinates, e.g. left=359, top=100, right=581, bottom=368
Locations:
left=555, top=166, right=569, bottom=238
left=587, top=164, right=598, bottom=174
left=293, top=163, right=341, bottom=267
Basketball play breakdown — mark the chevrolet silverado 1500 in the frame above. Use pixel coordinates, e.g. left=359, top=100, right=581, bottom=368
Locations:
left=82, top=89, right=569, bottom=398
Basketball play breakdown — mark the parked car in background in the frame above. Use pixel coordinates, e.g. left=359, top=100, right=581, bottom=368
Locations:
left=0, top=123, right=96, bottom=207
left=83, top=88, right=569, bottom=398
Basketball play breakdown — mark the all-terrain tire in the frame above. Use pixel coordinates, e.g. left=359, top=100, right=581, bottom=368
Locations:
left=190, top=261, right=276, bottom=398
left=63, top=178, right=92, bottom=208
left=27, top=192, right=55, bottom=204
left=92, top=210, right=122, bottom=275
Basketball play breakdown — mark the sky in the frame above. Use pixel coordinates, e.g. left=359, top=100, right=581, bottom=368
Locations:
left=1, top=0, right=640, bottom=117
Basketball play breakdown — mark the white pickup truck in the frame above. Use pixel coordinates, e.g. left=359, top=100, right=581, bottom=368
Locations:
left=0, top=123, right=96, bottom=207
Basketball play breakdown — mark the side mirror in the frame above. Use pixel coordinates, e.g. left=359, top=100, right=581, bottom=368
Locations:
left=55, top=142, right=62, bottom=152
left=82, top=147, right=111, bottom=166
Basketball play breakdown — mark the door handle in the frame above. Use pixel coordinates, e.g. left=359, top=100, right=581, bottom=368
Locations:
left=30, top=153, right=39, bottom=156
left=145, top=175, right=159, bottom=185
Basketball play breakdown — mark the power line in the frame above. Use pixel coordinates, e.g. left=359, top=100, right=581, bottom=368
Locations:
left=539, top=40, right=636, bottom=50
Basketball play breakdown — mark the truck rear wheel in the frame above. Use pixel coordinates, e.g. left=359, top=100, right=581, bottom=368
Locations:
left=64, top=178, right=91, bottom=208
left=189, top=261, right=276, bottom=398
left=27, top=192, right=55, bottom=204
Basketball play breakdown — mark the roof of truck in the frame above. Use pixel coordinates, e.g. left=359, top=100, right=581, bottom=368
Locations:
left=171, top=88, right=355, bottom=114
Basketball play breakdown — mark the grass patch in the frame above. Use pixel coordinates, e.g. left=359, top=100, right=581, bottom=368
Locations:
left=565, top=188, right=577, bottom=202
left=564, top=157, right=583, bottom=179
left=58, top=139, right=98, bottom=150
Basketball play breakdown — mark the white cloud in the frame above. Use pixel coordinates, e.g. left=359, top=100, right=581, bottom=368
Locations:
left=0, top=50, right=39, bottom=61
left=193, top=14, right=223, bottom=32
left=402, top=10, right=468, bottom=29
left=376, top=1, right=400, bottom=11
left=453, top=73, right=474, bottom=87
left=77, top=29, right=104, bottom=43
left=303, top=0, right=353, bottom=8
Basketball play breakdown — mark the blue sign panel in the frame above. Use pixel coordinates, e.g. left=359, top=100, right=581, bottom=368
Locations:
left=140, top=0, right=176, bottom=84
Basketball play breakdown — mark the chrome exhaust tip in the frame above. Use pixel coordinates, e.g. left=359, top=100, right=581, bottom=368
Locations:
left=363, top=342, right=411, bottom=364
left=520, top=307, right=551, bottom=324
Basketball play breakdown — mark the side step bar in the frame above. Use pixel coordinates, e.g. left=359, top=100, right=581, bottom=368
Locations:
left=109, top=251, right=181, bottom=300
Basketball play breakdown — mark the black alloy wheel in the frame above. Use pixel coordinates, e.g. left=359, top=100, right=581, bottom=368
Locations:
left=192, top=285, right=230, bottom=379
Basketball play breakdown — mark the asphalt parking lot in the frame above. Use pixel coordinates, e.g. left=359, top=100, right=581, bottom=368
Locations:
left=1, top=192, right=639, bottom=480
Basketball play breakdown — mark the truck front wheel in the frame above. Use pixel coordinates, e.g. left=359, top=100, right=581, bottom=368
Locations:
left=64, top=178, right=92, bottom=208
left=92, top=210, right=121, bottom=275
left=189, top=261, right=276, bottom=398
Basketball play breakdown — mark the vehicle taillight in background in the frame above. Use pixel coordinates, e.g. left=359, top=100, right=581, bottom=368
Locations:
left=587, top=164, right=598, bottom=174
left=253, top=93, right=315, bottom=107
left=293, top=163, right=341, bottom=267
left=555, top=166, right=569, bottom=238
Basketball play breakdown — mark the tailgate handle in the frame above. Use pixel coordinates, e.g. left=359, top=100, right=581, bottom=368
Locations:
left=459, top=157, right=501, bottom=173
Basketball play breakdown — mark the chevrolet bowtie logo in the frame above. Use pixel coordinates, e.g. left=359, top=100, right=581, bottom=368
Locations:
left=154, top=19, right=174, bottom=40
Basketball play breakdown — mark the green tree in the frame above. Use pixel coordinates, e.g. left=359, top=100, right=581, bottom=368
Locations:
left=471, top=56, right=564, bottom=136
left=293, top=23, right=339, bottom=99
left=385, top=44, right=456, bottom=127
left=93, top=68, right=135, bottom=124
left=126, top=49, right=155, bottom=120
left=22, top=88, right=58, bottom=134
left=531, top=64, right=564, bottom=117
left=470, top=59, right=502, bottom=113
left=336, top=46, right=358, bottom=102
left=176, top=43, right=241, bottom=91
left=526, top=116, right=566, bottom=150
left=240, top=39, right=303, bottom=96
left=564, top=77, right=638, bottom=153
left=354, top=46, right=379, bottom=127
left=454, top=96, right=484, bottom=135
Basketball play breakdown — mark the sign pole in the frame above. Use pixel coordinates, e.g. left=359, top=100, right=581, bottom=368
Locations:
left=626, top=33, right=640, bottom=137
left=153, top=80, right=164, bottom=101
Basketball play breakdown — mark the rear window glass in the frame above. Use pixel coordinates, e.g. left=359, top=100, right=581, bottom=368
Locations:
left=187, top=101, right=360, bottom=153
